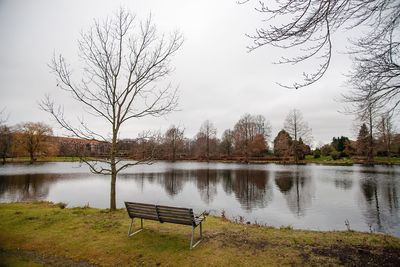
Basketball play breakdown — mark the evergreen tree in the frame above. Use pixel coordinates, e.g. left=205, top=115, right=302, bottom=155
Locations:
left=357, top=124, right=369, bottom=157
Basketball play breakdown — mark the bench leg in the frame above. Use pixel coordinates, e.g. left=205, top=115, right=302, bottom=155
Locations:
left=128, top=218, right=144, bottom=237
left=190, top=222, right=203, bottom=249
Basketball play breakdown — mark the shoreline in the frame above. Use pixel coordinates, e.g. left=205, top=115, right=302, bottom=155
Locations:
left=3, top=156, right=400, bottom=166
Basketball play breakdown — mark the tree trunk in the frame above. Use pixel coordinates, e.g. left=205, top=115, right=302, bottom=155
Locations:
left=368, top=108, right=373, bottom=163
left=110, top=133, right=117, bottom=211
left=206, top=136, right=209, bottom=161
left=110, top=168, right=117, bottom=210
left=29, top=151, right=35, bottom=164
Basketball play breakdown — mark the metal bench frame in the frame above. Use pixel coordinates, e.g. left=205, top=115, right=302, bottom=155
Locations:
left=125, top=202, right=205, bottom=249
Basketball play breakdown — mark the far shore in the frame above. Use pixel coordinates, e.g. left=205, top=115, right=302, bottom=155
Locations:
left=2, top=155, right=400, bottom=166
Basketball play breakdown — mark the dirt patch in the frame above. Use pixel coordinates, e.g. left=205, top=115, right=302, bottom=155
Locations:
left=310, top=245, right=400, bottom=267
left=0, top=248, right=98, bottom=267
left=204, top=231, right=270, bottom=250
left=205, top=231, right=400, bottom=266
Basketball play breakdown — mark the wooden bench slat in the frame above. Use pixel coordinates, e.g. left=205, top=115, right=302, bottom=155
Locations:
left=128, top=210, right=157, bottom=217
left=131, top=214, right=159, bottom=220
left=159, top=217, right=193, bottom=225
left=157, top=209, right=193, bottom=217
left=156, top=205, right=192, bottom=212
left=126, top=202, right=155, bottom=207
left=126, top=204, right=156, bottom=210
left=129, top=207, right=157, bottom=213
left=158, top=213, right=192, bottom=221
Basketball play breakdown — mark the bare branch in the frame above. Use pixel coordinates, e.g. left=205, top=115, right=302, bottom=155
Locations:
left=43, top=8, right=183, bottom=210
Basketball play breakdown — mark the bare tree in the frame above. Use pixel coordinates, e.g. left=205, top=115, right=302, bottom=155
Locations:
left=284, top=109, right=312, bottom=143
left=164, top=125, right=184, bottom=161
left=15, top=122, right=53, bottom=164
left=0, top=109, right=12, bottom=164
left=343, top=97, right=379, bottom=162
left=0, top=108, right=9, bottom=125
left=233, top=114, right=272, bottom=159
left=283, top=109, right=312, bottom=163
left=0, top=125, right=12, bottom=164
left=377, top=112, right=395, bottom=157
left=242, top=0, right=400, bottom=97
left=41, top=9, right=183, bottom=210
left=220, top=129, right=234, bottom=157
left=346, top=29, right=400, bottom=115
left=196, top=120, right=217, bottom=160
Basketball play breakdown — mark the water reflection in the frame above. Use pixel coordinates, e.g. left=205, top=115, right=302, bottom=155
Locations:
left=229, top=169, right=271, bottom=211
left=359, top=175, right=400, bottom=234
left=334, top=178, right=353, bottom=190
left=0, top=174, right=53, bottom=201
left=196, top=169, right=218, bottom=204
left=122, top=168, right=272, bottom=209
left=0, top=162, right=400, bottom=236
left=274, top=169, right=315, bottom=217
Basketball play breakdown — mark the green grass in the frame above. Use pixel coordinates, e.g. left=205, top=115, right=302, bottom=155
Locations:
left=305, top=155, right=400, bottom=165
left=304, top=155, right=354, bottom=164
left=0, top=202, right=399, bottom=266
left=374, top=156, right=400, bottom=164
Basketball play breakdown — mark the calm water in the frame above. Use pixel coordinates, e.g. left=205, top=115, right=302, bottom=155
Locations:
left=0, top=161, right=399, bottom=236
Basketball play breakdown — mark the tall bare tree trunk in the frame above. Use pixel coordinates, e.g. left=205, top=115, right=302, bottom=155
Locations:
left=368, top=107, right=374, bottom=163
left=110, top=134, right=117, bottom=210
left=43, top=9, right=182, bottom=211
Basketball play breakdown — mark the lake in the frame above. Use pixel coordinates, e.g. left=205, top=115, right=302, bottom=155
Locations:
left=0, top=161, right=399, bottom=237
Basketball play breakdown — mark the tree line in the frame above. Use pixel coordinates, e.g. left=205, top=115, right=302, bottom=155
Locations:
left=1, top=109, right=399, bottom=164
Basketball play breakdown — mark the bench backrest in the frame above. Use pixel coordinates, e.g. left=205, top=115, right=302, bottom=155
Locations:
left=157, top=205, right=194, bottom=226
left=125, top=202, right=195, bottom=226
left=125, top=202, right=158, bottom=221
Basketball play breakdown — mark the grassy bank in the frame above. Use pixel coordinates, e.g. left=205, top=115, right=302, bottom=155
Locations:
left=304, top=155, right=400, bottom=165
left=0, top=202, right=399, bottom=266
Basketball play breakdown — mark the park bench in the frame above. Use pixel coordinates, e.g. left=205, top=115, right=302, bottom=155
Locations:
left=124, top=201, right=206, bottom=249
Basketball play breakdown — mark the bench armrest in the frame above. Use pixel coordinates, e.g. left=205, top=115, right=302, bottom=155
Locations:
left=195, top=211, right=207, bottom=220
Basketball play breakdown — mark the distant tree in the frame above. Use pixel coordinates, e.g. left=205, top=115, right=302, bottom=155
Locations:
left=196, top=120, right=217, bottom=160
left=284, top=109, right=312, bottom=163
left=220, top=129, right=234, bottom=157
left=15, top=122, right=53, bottom=163
left=292, top=138, right=310, bottom=161
left=320, top=144, right=333, bottom=157
left=249, top=134, right=268, bottom=157
left=376, top=112, right=395, bottom=157
left=0, top=108, right=8, bottom=125
left=164, top=125, right=184, bottom=161
left=41, top=9, right=183, bottom=210
left=313, top=148, right=321, bottom=159
left=273, top=129, right=292, bottom=158
left=132, top=131, right=162, bottom=161
left=0, top=125, right=12, bottom=164
left=356, top=123, right=370, bottom=157
left=331, top=136, right=350, bottom=157
left=233, top=114, right=271, bottom=159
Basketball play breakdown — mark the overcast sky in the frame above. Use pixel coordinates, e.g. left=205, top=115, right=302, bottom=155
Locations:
left=0, top=0, right=372, bottom=145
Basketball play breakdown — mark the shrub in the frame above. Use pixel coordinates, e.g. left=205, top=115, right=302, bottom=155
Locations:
left=320, top=144, right=333, bottom=156
left=57, top=202, right=67, bottom=209
left=313, top=149, right=321, bottom=159
left=330, top=150, right=341, bottom=160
